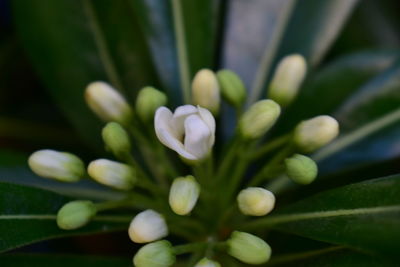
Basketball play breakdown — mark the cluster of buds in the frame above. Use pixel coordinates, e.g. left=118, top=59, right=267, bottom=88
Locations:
left=27, top=54, right=340, bottom=266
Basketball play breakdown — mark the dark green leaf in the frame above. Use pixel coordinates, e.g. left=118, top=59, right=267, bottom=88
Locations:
left=244, top=175, right=400, bottom=256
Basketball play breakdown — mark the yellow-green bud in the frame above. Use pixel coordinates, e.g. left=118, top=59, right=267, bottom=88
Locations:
left=129, top=209, right=168, bottom=243
left=28, top=150, right=85, bottom=182
left=195, top=258, right=221, bottom=267
left=56, top=200, right=97, bottom=230
left=268, top=54, right=307, bottom=107
left=294, top=115, right=339, bottom=153
left=239, top=99, right=281, bottom=139
left=87, top=159, right=136, bottom=190
left=102, top=122, right=131, bottom=157
left=285, top=154, right=318, bottom=184
left=237, top=187, right=275, bottom=216
left=227, top=231, right=272, bottom=265
left=133, top=240, right=175, bottom=267
left=136, top=86, right=167, bottom=122
left=169, top=175, right=200, bottom=216
left=217, top=69, right=246, bottom=107
left=192, top=69, right=220, bottom=115
left=85, top=81, right=133, bottom=125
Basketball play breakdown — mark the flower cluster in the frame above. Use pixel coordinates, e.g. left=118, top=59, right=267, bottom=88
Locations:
left=28, top=54, right=339, bottom=266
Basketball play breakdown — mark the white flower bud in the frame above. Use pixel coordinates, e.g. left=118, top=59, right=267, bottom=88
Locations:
left=217, top=69, right=246, bottom=107
left=169, top=175, right=200, bottom=215
left=294, top=115, right=339, bottom=153
left=87, top=159, right=136, bottom=190
left=102, top=122, right=131, bottom=158
left=268, top=54, right=306, bottom=107
left=154, top=105, right=215, bottom=162
left=28, top=150, right=85, bottom=182
left=285, top=154, right=318, bottom=184
left=133, top=240, right=175, bottom=267
left=128, top=209, right=168, bottom=243
left=237, top=187, right=275, bottom=216
left=195, top=257, right=221, bottom=267
left=85, top=81, right=133, bottom=125
left=192, top=69, right=220, bottom=115
left=136, top=86, right=167, bottom=122
left=227, top=231, right=272, bottom=265
left=239, top=99, right=281, bottom=139
left=57, top=200, right=97, bottom=230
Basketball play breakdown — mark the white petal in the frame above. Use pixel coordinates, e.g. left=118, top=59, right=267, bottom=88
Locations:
left=184, top=115, right=212, bottom=159
left=172, top=105, right=197, bottom=137
left=197, top=106, right=216, bottom=147
left=159, top=129, right=197, bottom=160
left=154, top=107, right=179, bottom=140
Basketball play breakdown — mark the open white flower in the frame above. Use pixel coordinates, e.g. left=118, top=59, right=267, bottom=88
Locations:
left=154, top=105, right=215, bottom=161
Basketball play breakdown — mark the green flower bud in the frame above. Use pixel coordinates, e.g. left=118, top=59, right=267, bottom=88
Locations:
left=136, top=86, right=167, bottom=122
left=102, top=122, right=131, bottom=158
left=294, top=115, right=339, bottom=153
left=285, top=154, right=318, bottom=184
left=87, top=159, right=136, bottom=190
left=28, top=150, right=85, bottom=182
left=268, top=54, right=307, bottom=107
left=227, top=231, right=271, bottom=265
left=237, top=187, right=275, bottom=216
left=129, top=209, right=168, bottom=243
left=195, top=257, right=221, bottom=267
left=56, top=200, right=97, bottom=230
left=133, top=240, right=176, bottom=267
left=217, top=69, right=246, bottom=107
left=85, top=81, right=133, bottom=125
left=192, top=69, right=220, bottom=115
left=239, top=99, right=281, bottom=139
left=169, top=175, right=200, bottom=216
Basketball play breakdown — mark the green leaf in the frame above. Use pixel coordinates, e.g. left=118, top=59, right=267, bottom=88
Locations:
left=0, top=182, right=131, bottom=253
left=243, top=175, right=400, bottom=256
left=0, top=254, right=131, bottom=267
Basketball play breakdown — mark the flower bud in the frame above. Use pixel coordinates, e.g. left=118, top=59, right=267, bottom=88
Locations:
left=136, top=86, right=167, bottom=122
left=87, top=159, right=136, bottom=190
left=192, top=69, right=220, bottom=115
left=133, top=240, right=175, bottom=267
left=56, top=200, right=97, bottom=230
left=129, top=209, right=168, bottom=243
left=227, top=231, right=271, bottom=265
left=239, top=99, right=281, bottom=139
left=237, top=187, right=275, bottom=216
left=85, top=81, right=133, bottom=125
left=169, top=175, right=200, bottom=215
left=294, top=115, right=339, bottom=153
left=217, top=69, right=246, bottom=107
left=268, top=54, right=307, bottom=107
left=28, top=150, right=85, bottom=182
left=102, top=122, right=131, bottom=158
left=285, top=154, right=318, bottom=185
left=195, top=258, right=221, bottom=267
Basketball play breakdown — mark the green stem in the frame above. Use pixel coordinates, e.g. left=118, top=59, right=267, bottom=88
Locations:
left=173, top=242, right=207, bottom=255
left=249, top=134, right=291, bottom=160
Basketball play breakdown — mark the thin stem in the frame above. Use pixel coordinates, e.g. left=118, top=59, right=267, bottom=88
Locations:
left=173, top=242, right=207, bottom=255
left=94, top=198, right=134, bottom=212
left=249, top=134, right=291, bottom=160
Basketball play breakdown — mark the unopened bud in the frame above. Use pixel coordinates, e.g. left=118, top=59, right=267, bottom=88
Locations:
left=102, top=122, right=131, bottom=158
left=85, top=81, right=133, bottom=125
left=136, top=86, right=167, bottom=122
left=217, top=69, right=246, bottom=107
left=129, top=209, right=168, bottom=243
left=268, top=54, right=306, bottom=107
left=239, top=99, right=281, bottom=139
left=56, top=200, right=97, bottom=230
left=87, top=159, right=136, bottom=190
left=192, top=69, right=220, bottom=115
left=195, top=258, right=221, bottom=267
left=237, top=187, right=275, bottom=216
left=285, top=154, right=318, bottom=185
left=133, top=240, right=175, bottom=267
left=294, top=115, right=339, bottom=153
left=28, top=150, right=85, bottom=182
left=169, top=175, right=200, bottom=216
left=227, top=231, right=271, bottom=265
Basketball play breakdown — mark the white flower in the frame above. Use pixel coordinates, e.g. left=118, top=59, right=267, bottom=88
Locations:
left=128, top=209, right=168, bottom=243
left=154, top=105, right=216, bottom=161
